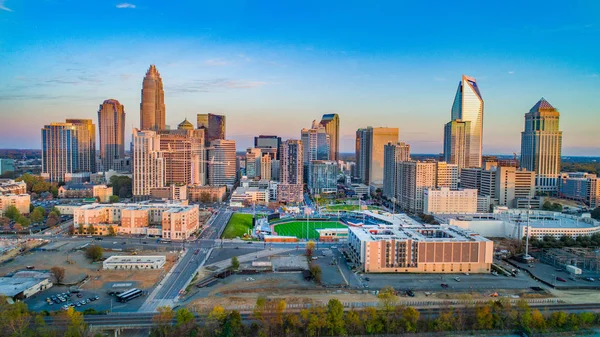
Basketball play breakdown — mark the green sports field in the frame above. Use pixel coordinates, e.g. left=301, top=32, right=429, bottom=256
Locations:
left=273, top=221, right=346, bottom=240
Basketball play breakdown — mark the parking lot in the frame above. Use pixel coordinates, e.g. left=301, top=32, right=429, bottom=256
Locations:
left=510, top=258, right=600, bottom=289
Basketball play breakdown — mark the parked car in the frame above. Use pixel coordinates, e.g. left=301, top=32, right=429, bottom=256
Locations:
left=441, top=283, right=449, bottom=288
left=556, top=277, right=567, bottom=282
left=454, top=277, right=461, bottom=282
left=406, top=290, right=415, bottom=297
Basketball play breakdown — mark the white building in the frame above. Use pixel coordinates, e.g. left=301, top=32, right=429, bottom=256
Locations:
left=103, top=255, right=166, bottom=270
left=132, top=129, right=165, bottom=197
left=423, top=188, right=478, bottom=214
left=230, top=186, right=269, bottom=206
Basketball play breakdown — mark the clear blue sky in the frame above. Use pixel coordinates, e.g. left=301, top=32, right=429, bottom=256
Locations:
left=0, top=0, right=599, bottom=155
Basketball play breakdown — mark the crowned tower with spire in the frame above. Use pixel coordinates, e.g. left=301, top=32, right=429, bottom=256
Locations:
left=140, top=65, right=166, bottom=131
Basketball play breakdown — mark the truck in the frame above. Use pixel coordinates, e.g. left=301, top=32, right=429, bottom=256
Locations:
left=566, top=265, right=582, bottom=275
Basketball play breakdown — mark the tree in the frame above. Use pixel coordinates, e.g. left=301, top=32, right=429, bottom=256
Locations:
left=402, top=306, right=420, bottom=333
left=474, top=304, right=494, bottom=330
left=152, top=306, right=175, bottom=337
left=306, top=240, right=316, bottom=258
left=175, top=308, right=195, bottom=327
left=109, top=175, right=133, bottom=198
left=30, top=208, right=45, bottom=223
left=16, top=215, right=30, bottom=227
left=107, top=225, right=116, bottom=236
left=77, top=225, right=84, bottom=235
left=377, top=286, right=398, bottom=312
left=109, top=195, right=119, bottom=203
left=310, top=264, right=322, bottom=284
left=63, top=306, right=88, bottom=337
left=231, top=256, right=240, bottom=270
left=362, top=307, right=384, bottom=335
left=4, top=205, right=19, bottom=220
left=50, top=266, right=66, bottom=284
left=2, top=301, right=32, bottom=337
left=345, top=308, right=363, bottom=336
left=531, top=309, right=546, bottom=332
left=222, top=310, right=244, bottom=337
left=85, top=245, right=103, bottom=262
left=306, top=306, right=328, bottom=337
left=87, top=224, right=95, bottom=235
left=207, top=305, right=227, bottom=336
left=51, top=206, right=61, bottom=217
left=326, top=298, right=346, bottom=336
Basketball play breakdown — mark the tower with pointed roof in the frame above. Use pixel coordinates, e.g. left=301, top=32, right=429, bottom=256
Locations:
left=140, top=65, right=166, bottom=131
left=520, top=98, right=562, bottom=193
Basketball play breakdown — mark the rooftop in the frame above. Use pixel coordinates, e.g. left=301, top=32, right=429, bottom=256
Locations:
left=103, top=255, right=166, bottom=265
left=0, top=277, right=49, bottom=298
left=436, top=209, right=600, bottom=229
left=349, top=223, right=488, bottom=243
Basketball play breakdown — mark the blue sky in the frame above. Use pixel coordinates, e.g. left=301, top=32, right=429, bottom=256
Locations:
left=0, top=0, right=599, bottom=155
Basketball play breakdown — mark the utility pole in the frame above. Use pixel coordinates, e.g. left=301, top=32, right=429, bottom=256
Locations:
left=525, top=200, right=531, bottom=259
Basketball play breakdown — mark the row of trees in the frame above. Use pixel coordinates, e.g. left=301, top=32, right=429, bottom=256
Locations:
left=530, top=232, right=600, bottom=249
left=1, top=205, right=61, bottom=229
left=542, top=201, right=563, bottom=212
left=16, top=173, right=58, bottom=197
left=150, top=297, right=600, bottom=337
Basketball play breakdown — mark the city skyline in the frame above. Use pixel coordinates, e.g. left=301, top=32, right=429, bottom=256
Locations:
left=0, top=1, right=599, bottom=155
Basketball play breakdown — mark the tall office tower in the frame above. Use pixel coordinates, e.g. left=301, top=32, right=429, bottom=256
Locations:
left=65, top=119, right=96, bottom=174
left=158, top=120, right=205, bottom=186
left=520, top=98, right=563, bottom=193
left=495, top=167, right=535, bottom=207
left=301, top=121, right=330, bottom=184
left=197, top=113, right=226, bottom=145
left=41, top=123, right=78, bottom=182
left=396, top=161, right=437, bottom=213
left=260, top=154, right=272, bottom=181
left=448, top=75, right=484, bottom=168
left=140, top=65, right=166, bottom=131
left=443, top=120, right=471, bottom=170
left=480, top=169, right=496, bottom=197
left=355, top=127, right=399, bottom=185
left=271, top=160, right=280, bottom=182
left=436, top=161, right=459, bottom=190
left=208, top=140, right=237, bottom=188
left=254, top=135, right=282, bottom=160
left=309, top=160, right=339, bottom=195
left=132, top=129, right=165, bottom=197
left=460, top=168, right=482, bottom=191
left=245, top=148, right=262, bottom=178
left=319, top=113, right=340, bottom=161
left=383, top=142, right=411, bottom=200
left=278, top=139, right=303, bottom=203
left=354, top=129, right=365, bottom=182
left=98, top=99, right=125, bottom=171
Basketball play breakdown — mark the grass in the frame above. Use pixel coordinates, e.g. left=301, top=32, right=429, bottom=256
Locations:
left=324, top=204, right=379, bottom=211
left=221, top=213, right=254, bottom=239
left=274, top=221, right=347, bottom=240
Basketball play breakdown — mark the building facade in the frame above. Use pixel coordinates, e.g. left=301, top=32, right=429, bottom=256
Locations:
left=383, top=142, right=411, bottom=200
left=301, top=121, right=330, bottom=185
left=309, top=160, right=338, bottom=195
left=197, top=113, right=226, bottom=145
left=559, top=172, right=600, bottom=209
left=132, top=129, right=165, bottom=197
left=436, top=161, right=459, bottom=190
left=98, top=99, right=126, bottom=171
left=278, top=139, right=303, bottom=203
left=159, top=124, right=205, bottom=186
left=254, top=135, right=281, bottom=160
left=396, top=161, right=437, bottom=213
left=41, top=122, right=80, bottom=182
left=520, top=98, right=562, bottom=194
left=355, top=127, right=399, bottom=185
left=423, top=187, right=478, bottom=214
left=319, top=113, right=340, bottom=161
left=0, top=194, right=30, bottom=216
left=207, top=139, right=237, bottom=188
left=140, top=65, right=166, bottom=131
left=443, top=120, right=471, bottom=170
left=260, top=155, right=272, bottom=181
left=245, top=148, right=262, bottom=179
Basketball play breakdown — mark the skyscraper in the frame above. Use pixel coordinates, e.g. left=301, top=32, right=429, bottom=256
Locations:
left=98, top=99, right=125, bottom=171
left=443, top=120, right=471, bottom=170
left=383, top=142, right=411, bottom=200
left=445, top=75, right=483, bottom=168
left=260, top=154, right=272, bottom=181
left=278, top=139, right=303, bottom=203
left=140, top=65, right=166, bottom=131
left=254, top=135, right=281, bottom=160
left=355, top=127, right=399, bottom=185
left=159, top=120, right=205, bottom=186
left=309, top=160, right=339, bottom=195
left=41, top=123, right=78, bottom=182
left=245, top=148, right=262, bottom=178
left=132, top=129, right=165, bottom=197
left=208, top=139, right=237, bottom=188
left=436, top=161, right=459, bottom=190
left=301, top=121, right=330, bottom=185
left=197, top=113, right=226, bottom=145
left=65, top=119, right=96, bottom=174
left=320, top=113, right=340, bottom=161
left=520, top=98, right=563, bottom=193
left=396, top=161, right=437, bottom=213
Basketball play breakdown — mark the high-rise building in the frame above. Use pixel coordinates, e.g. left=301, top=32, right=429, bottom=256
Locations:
left=65, top=119, right=96, bottom=174
left=396, top=161, right=437, bottom=213
left=309, top=160, right=338, bottom=195
left=158, top=120, right=205, bottom=186
left=460, top=168, right=482, bottom=192
left=383, top=142, right=411, bottom=200
left=436, top=161, right=459, bottom=190
left=278, top=139, right=303, bottom=203
left=254, top=135, right=282, bottom=160
left=301, top=121, right=330, bottom=185
left=245, top=148, right=262, bottom=178
left=140, top=65, right=166, bottom=131
left=98, top=99, right=126, bottom=171
left=319, top=113, right=340, bottom=161
left=495, top=166, right=535, bottom=207
left=197, top=113, right=226, bottom=145
left=445, top=75, right=483, bottom=168
left=520, top=98, right=562, bottom=193
left=355, top=127, right=399, bottom=186
left=208, top=139, right=237, bottom=188
left=443, top=120, right=471, bottom=170
left=132, top=129, right=165, bottom=198
left=559, top=173, right=600, bottom=209
left=260, top=155, right=272, bottom=181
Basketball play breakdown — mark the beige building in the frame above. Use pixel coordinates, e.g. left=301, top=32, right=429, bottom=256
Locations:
left=93, top=185, right=113, bottom=203
left=0, top=180, right=27, bottom=195
left=187, top=185, right=227, bottom=202
left=396, top=161, right=437, bottom=213
left=98, top=99, right=126, bottom=171
left=319, top=114, right=340, bottom=161
left=0, top=194, right=31, bottom=216
left=260, top=155, right=272, bottom=181
left=162, top=206, right=200, bottom=240
left=423, top=187, right=478, bottom=214
left=230, top=187, right=269, bottom=206
left=159, top=124, right=205, bottom=186
left=132, top=129, right=165, bottom=197
left=436, top=161, right=459, bottom=190
left=140, top=65, right=166, bottom=131
left=150, top=185, right=187, bottom=201
left=495, top=166, right=535, bottom=207
left=348, top=221, right=493, bottom=273
left=355, top=127, right=399, bottom=185
left=245, top=148, right=262, bottom=179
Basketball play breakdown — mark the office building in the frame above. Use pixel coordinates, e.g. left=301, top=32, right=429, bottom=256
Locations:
left=132, top=129, right=165, bottom=198
left=208, top=139, right=237, bottom=188
left=140, top=65, right=166, bottom=131
left=443, top=120, right=471, bottom=170
left=495, top=166, right=536, bottom=207
left=319, top=113, right=340, bottom=161
left=197, top=113, right=226, bottom=145
left=301, top=121, right=330, bottom=184
left=396, top=161, right=437, bottom=213
left=260, top=155, right=272, bottom=181
left=423, top=187, right=478, bottom=214
left=0, top=194, right=31, bottom=217
left=559, top=172, right=600, bottom=209
left=103, top=255, right=166, bottom=271
left=383, top=142, right=411, bottom=200
left=447, top=75, right=484, bottom=168
left=245, top=148, right=262, bottom=179
left=230, top=186, right=269, bottom=206
left=355, top=127, right=399, bottom=185
left=254, top=135, right=282, bottom=160
left=0, top=159, right=15, bottom=176
left=64, top=119, right=96, bottom=174
left=309, top=160, right=338, bottom=195
left=41, top=122, right=80, bottom=182
left=98, top=99, right=126, bottom=171
left=520, top=98, right=562, bottom=193
left=436, top=161, right=459, bottom=190
left=347, top=213, right=493, bottom=273
left=460, top=168, right=482, bottom=191
left=278, top=139, right=303, bottom=203
left=159, top=122, right=205, bottom=186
